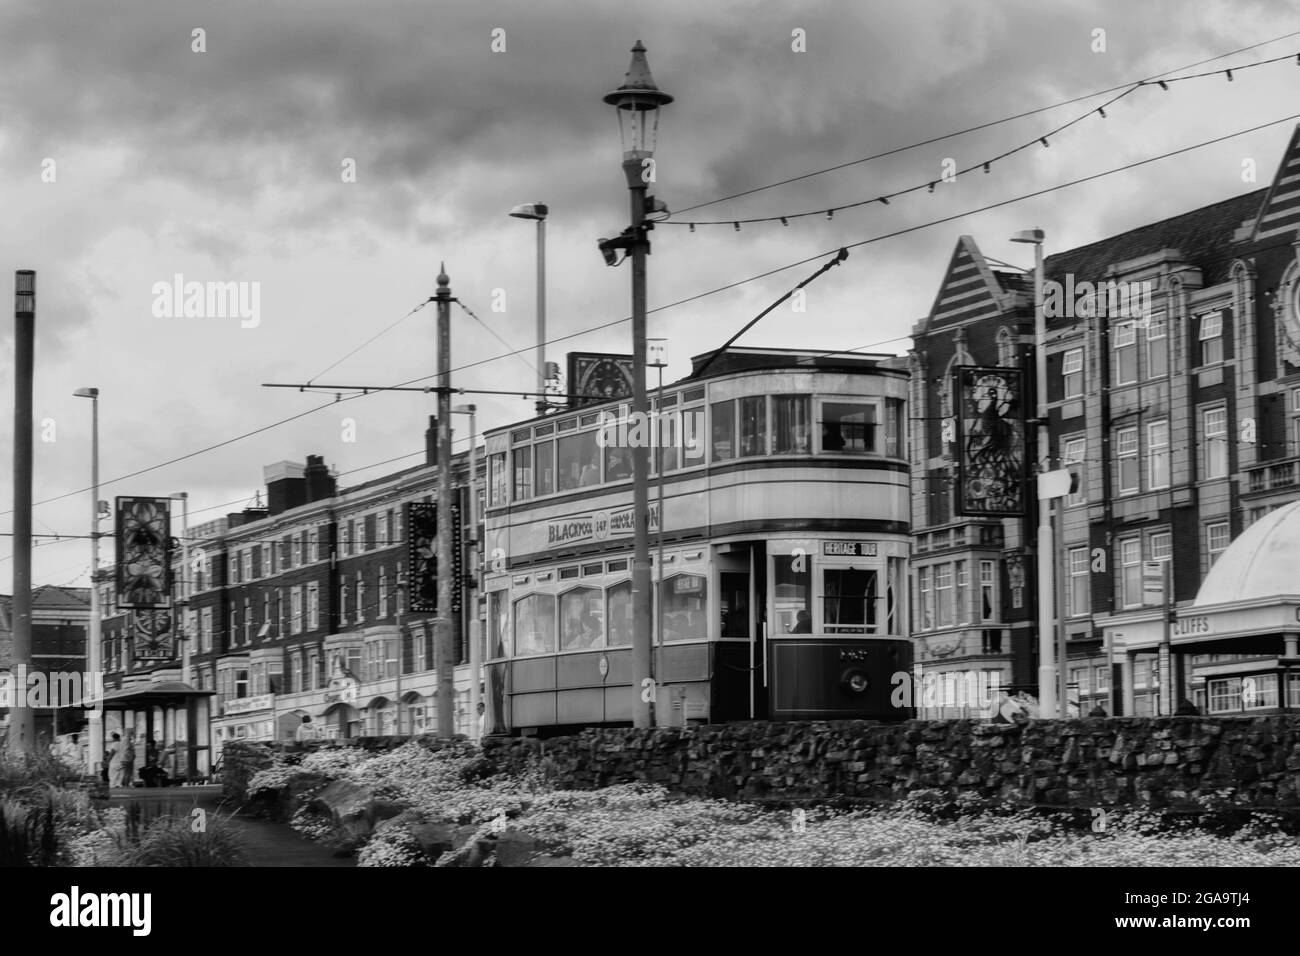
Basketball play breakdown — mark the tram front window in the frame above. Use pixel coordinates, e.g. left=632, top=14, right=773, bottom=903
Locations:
left=820, top=402, right=876, bottom=454
left=822, top=568, right=877, bottom=634
left=661, top=574, right=707, bottom=642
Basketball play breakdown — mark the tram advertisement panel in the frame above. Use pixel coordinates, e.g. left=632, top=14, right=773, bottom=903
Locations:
left=953, top=366, right=1027, bottom=517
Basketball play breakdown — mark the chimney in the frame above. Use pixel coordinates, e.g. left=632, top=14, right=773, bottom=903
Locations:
left=263, top=461, right=307, bottom=517
left=425, top=415, right=438, bottom=466
left=304, top=455, right=337, bottom=503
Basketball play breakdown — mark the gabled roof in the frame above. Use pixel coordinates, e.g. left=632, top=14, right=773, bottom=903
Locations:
left=1247, top=123, right=1300, bottom=243
left=30, top=585, right=90, bottom=610
left=925, top=235, right=1011, bottom=331
left=1043, top=189, right=1266, bottom=286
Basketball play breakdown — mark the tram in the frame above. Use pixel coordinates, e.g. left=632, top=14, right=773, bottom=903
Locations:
left=480, top=347, right=913, bottom=736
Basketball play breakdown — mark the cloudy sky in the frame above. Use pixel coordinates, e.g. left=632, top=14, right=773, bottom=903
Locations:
left=1, top=0, right=1298, bottom=591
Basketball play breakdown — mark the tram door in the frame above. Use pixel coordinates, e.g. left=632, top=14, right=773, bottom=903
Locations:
left=713, top=545, right=767, bottom=721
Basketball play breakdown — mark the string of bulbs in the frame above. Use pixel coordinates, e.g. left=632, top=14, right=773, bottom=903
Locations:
left=663, top=50, right=1300, bottom=231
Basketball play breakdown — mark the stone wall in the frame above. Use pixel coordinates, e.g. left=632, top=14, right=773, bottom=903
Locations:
left=223, top=717, right=1300, bottom=810
left=480, top=717, right=1300, bottom=809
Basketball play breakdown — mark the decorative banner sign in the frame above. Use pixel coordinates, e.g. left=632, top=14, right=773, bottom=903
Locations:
left=822, top=541, right=878, bottom=557
left=115, top=496, right=173, bottom=608
left=131, top=608, right=175, bottom=661
left=546, top=504, right=660, bottom=547
left=567, top=352, right=635, bottom=408
left=953, top=367, right=1027, bottom=516
left=407, top=501, right=463, bottom=614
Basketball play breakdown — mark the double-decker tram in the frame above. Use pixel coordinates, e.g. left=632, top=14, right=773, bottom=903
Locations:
left=480, top=347, right=913, bottom=736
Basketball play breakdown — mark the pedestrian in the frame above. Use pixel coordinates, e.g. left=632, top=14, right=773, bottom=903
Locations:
left=294, top=715, right=318, bottom=743
left=106, top=733, right=123, bottom=787
left=476, top=701, right=487, bottom=743
left=120, top=735, right=137, bottom=787
left=1175, top=698, right=1200, bottom=716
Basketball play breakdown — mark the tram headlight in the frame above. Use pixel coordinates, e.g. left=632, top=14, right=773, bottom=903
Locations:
left=841, top=669, right=869, bottom=694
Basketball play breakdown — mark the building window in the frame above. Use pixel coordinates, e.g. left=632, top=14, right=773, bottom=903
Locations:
left=935, top=565, right=953, bottom=627
left=1146, top=313, right=1168, bottom=378
left=979, top=560, right=997, bottom=622
left=243, top=550, right=252, bottom=582
left=1066, top=547, right=1089, bottom=617
left=1116, top=427, right=1139, bottom=494
left=229, top=601, right=238, bottom=645
left=243, top=597, right=252, bottom=644
left=262, top=543, right=272, bottom=577
left=200, top=607, right=213, bottom=653
left=514, top=594, right=557, bottom=656
left=1203, top=407, right=1228, bottom=479
left=379, top=568, right=389, bottom=620
left=1149, top=531, right=1172, bottom=562
left=1062, top=348, right=1084, bottom=398
left=1207, top=522, right=1230, bottom=566
left=1062, top=436, right=1086, bottom=505
left=1112, top=322, right=1137, bottom=385
left=376, top=515, right=388, bottom=549
left=308, top=529, right=318, bottom=562
left=230, top=555, right=240, bottom=585
left=1147, top=421, right=1169, bottom=490
left=307, top=582, right=319, bottom=630
left=340, top=583, right=349, bottom=627
left=292, top=534, right=303, bottom=567
left=513, top=445, right=533, bottom=501
left=1199, top=311, right=1223, bottom=366
left=955, top=560, right=969, bottom=625
left=1094, top=665, right=1109, bottom=695
left=290, top=654, right=303, bottom=695
left=772, top=396, right=813, bottom=454
left=820, top=402, right=876, bottom=454
left=290, top=586, right=303, bottom=635
left=1119, top=538, right=1142, bottom=609
left=355, top=572, right=365, bottom=624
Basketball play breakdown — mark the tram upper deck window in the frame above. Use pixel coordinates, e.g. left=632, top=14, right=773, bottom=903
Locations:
left=739, top=396, right=767, bottom=457
left=488, top=453, right=508, bottom=507
left=823, top=568, right=877, bottom=634
left=774, top=553, right=811, bottom=634
left=534, top=439, right=555, bottom=496
left=560, top=587, right=605, bottom=650
left=661, top=573, right=707, bottom=642
left=820, top=402, right=877, bottom=454
left=657, top=404, right=680, bottom=472
left=711, top=400, right=735, bottom=461
left=681, top=405, right=705, bottom=467
left=557, top=429, right=600, bottom=492
left=607, top=581, right=633, bottom=646
left=489, top=591, right=509, bottom=658
left=604, top=441, right=633, bottom=482
left=514, top=594, right=556, bottom=656
left=513, top=445, right=533, bottom=501
left=772, top=396, right=812, bottom=454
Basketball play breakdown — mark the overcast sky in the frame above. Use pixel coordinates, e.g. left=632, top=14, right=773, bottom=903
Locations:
left=1, top=0, right=1298, bottom=591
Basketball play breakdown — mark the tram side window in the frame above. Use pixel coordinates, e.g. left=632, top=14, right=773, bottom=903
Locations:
left=772, top=396, right=812, bottom=454
left=823, top=568, right=877, bottom=634
left=513, top=594, right=556, bottom=656
left=661, top=573, right=707, bottom=642
left=820, top=402, right=876, bottom=454
left=607, top=582, right=633, bottom=646
left=774, top=553, right=811, bottom=634
left=681, top=406, right=706, bottom=466
left=557, top=430, right=601, bottom=492
left=886, top=398, right=905, bottom=459
left=739, top=396, right=767, bottom=457
left=604, top=439, right=633, bottom=483
left=534, top=440, right=555, bottom=496
left=711, top=401, right=736, bottom=461
left=658, top=407, right=680, bottom=472
left=560, top=587, right=605, bottom=650
left=513, top=446, right=533, bottom=501
left=488, top=453, right=508, bottom=507
left=489, top=590, right=509, bottom=658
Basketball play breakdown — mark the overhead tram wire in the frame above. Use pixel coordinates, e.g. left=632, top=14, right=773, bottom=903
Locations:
left=667, top=28, right=1300, bottom=218
left=305, top=298, right=433, bottom=386
left=7, top=112, right=1298, bottom=521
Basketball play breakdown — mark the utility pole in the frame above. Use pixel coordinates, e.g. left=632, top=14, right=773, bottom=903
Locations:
left=434, top=264, right=455, bottom=739
left=75, top=387, right=102, bottom=773
left=9, top=271, right=36, bottom=755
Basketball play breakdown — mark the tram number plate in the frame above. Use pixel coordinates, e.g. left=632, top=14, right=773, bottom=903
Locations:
left=839, top=648, right=869, bottom=662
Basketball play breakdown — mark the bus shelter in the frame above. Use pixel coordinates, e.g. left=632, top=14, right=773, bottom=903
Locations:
left=98, top=682, right=215, bottom=784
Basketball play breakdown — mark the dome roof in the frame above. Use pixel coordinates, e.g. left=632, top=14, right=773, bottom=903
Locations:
left=1194, top=500, right=1300, bottom=606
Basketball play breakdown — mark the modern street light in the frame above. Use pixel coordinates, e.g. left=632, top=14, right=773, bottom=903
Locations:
left=509, top=202, right=549, bottom=415
left=451, top=403, right=481, bottom=736
left=604, top=40, right=673, bottom=729
left=1010, top=227, right=1056, bottom=718
left=73, top=387, right=102, bottom=775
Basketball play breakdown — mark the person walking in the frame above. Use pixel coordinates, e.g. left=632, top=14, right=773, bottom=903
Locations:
left=294, top=715, right=318, bottom=743
left=106, top=733, right=123, bottom=787
left=120, top=735, right=137, bottom=788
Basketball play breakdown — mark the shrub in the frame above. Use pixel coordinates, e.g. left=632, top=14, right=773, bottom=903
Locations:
left=124, top=812, right=248, bottom=867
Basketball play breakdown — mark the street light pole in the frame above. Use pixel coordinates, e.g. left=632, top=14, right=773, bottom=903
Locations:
left=1012, top=227, right=1055, bottom=718
left=434, top=264, right=456, bottom=740
left=605, top=40, right=672, bottom=729
left=75, top=387, right=102, bottom=774
left=452, top=404, right=481, bottom=735
left=509, top=203, right=549, bottom=415
left=649, top=341, right=667, bottom=657
left=10, top=271, right=36, bottom=755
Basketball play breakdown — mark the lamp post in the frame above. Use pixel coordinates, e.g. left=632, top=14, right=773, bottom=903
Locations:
left=169, top=492, right=191, bottom=687
left=509, top=203, right=549, bottom=415
left=648, top=340, right=667, bottom=654
left=74, top=387, right=102, bottom=774
left=604, top=40, right=672, bottom=729
left=1010, top=227, right=1055, bottom=718
left=452, top=403, right=481, bottom=736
